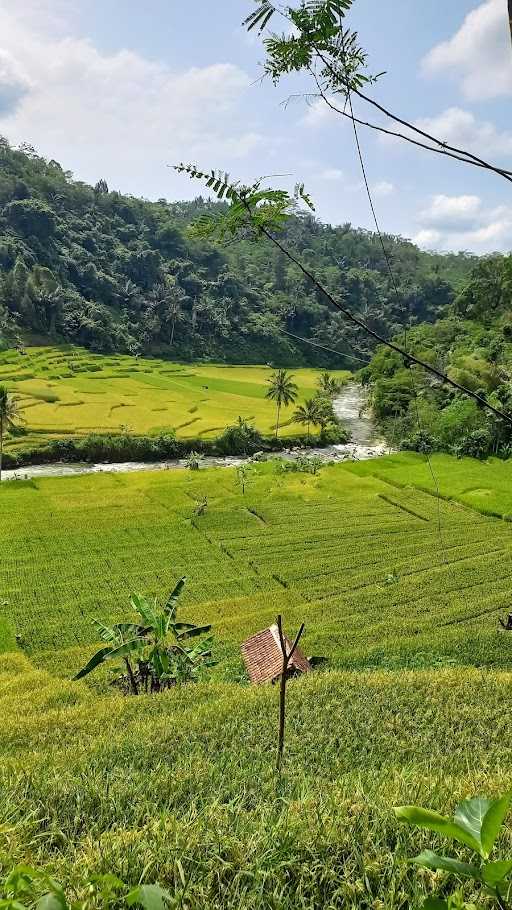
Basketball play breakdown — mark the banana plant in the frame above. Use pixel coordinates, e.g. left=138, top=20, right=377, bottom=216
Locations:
left=395, top=794, right=512, bottom=909
left=73, top=578, right=214, bottom=694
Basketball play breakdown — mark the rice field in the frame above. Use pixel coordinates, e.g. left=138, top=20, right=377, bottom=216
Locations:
left=0, top=345, right=350, bottom=452
left=2, top=456, right=512, bottom=907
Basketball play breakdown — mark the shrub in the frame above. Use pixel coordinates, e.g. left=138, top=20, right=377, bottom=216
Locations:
left=216, top=417, right=264, bottom=456
left=319, top=423, right=350, bottom=445
left=73, top=577, right=215, bottom=694
left=451, top=428, right=493, bottom=460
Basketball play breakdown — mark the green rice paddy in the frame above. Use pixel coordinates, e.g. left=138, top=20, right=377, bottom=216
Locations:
left=0, top=346, right=350, bottom=453
left=1, top=454, right=512, bottom=907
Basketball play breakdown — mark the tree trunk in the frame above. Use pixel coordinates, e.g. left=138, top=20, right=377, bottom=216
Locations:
left=307, top=419, right=310, bottom=441
left=124, top=657, right=139, bottom=695
left=275, top=402, right=281, bottom=439
left=170, top=317, right=175, bottom=346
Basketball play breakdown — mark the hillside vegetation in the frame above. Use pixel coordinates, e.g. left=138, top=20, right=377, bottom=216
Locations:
left=363, top=256, right=512, bottom=457
left=1, top=456, right=512, bottom=906
left=0, top=139, right=475, bottom=366
left=0, top=344, right=349, bottom=458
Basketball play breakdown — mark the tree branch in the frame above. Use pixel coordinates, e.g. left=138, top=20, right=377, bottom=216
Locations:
left=312, top=46, right=512, bottom=183
left=304, top=80, right=512, bottom=180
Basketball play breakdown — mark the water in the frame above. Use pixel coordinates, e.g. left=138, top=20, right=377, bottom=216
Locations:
left=2, top=383, right=389, bottom=482
left=333, top=381, right=382, bottom=446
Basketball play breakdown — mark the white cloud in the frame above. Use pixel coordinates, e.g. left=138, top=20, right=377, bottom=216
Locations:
left=0, top=50, right=31, bottom=116
left=420, top=194, right=482, bottom=230
left=372, top=180, right=394, bottom=197
left=0, top=4, right=262, bottom=198
left=301, top=97, right=339, bottom=128
left=318, top=167, right=344, bottom=181
left=414, top=194, right=512, bottom=253
left=412, top=229, right=443, bottom=249
left=414, top=108, right=512, bottom=159
left=422, top=0, right=512, bottom=100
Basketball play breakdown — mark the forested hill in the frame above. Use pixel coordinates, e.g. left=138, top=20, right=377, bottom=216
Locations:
left=0, top=138, right=477, bottom=365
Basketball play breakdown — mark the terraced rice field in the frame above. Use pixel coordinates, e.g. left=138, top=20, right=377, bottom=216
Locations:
left=0, top=345, right=350, bottom=452
left=1, top=458, right=511, bottom=674
left=2, top=457, right=512, bottom=907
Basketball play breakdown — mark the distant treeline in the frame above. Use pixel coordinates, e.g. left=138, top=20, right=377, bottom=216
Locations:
left=0, top=138, right=476, bottom=367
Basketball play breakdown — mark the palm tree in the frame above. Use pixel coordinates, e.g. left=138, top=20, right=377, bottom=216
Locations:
left=293, top=398, right=322, bottom=440
left=265, top=369, right=298, bottom=438
left=0, top=386, right=24, bottom=482
left=317, top=372, right=343, bottom=399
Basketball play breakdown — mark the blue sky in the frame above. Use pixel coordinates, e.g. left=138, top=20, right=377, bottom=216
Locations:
left=0, top=0, right=511, bottom=253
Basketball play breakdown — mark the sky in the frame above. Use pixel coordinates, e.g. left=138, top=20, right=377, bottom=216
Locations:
left=0, top=0, right=511, bottom=254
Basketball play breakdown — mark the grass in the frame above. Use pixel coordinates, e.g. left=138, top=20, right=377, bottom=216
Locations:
left=2, top=455, right=512, bottom=907
left=0, top=346, right=350, bottom=453
left=346, top=451, right=512, bottom=520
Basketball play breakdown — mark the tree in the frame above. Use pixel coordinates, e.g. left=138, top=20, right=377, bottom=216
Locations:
left=73, top=577, right=214, bottom=694
left=0, top=386, right=23, bottom=482
left=244, top=1, right=512, bottom=184
left=317, top=372, right=343, bottom=398
left=174, top=169, right=512, bottom=428
left=313, top=394, right=338, bottom=430
left=265, top=369, right=298, bottom=437
left=94, top=178, right=109, bottom=196
left=293, top=397, right=322, bottom=440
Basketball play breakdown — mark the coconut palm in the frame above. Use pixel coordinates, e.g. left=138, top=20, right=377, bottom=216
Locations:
left=293, top=398, right=322, bottom=440
left=0, top=386, right=24, bottom=482
left=265, top=369, right=298, bottom=438
left=317, top=372, right=343, bottom=399
left=313, top=394, right=337, bottom=430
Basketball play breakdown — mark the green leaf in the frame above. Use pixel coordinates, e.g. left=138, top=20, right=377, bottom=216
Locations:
left=164, top=577, right=186, bottom=621
left=482, top=859, right=512, bottom=886
left=92, top=619, right=118, bottom=644
left=411, top=850, right=479, bottom=880
left=88, top=873, right=126, bottom=892
left=130, top=594, right=157, bottom=629
left=35, top=893, right=68, bottom=910
left=72, top=646, right=112, bottom=680
left=394, top=806, right=481, bottom=852
left=243, top=2, right=275, bottom=32
left=175, top=623, right=212, bottom=640
left=107, top=638, right=143, bottom=661
left=422, top=900, right=449, bottom=910
left=0, top=901, right=30, bottom=910
left=481, top=794, right=511, bottom=857
left=454, top=798, right=496, bottom=856
left=126, top=885, right=173, bottom=910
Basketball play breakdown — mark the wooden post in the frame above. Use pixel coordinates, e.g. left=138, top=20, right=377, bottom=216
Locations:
left=276, top=614, right=305, bottom=772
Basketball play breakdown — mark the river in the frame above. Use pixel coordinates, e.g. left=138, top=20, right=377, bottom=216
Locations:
left=2, top=382, right=388, bottom=481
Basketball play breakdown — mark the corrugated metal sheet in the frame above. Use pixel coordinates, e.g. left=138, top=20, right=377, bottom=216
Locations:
left=242, top=623, right=311, bottom=685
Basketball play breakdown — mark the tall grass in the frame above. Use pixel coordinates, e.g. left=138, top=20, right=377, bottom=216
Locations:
left=1, top=656, right=511, bottom=908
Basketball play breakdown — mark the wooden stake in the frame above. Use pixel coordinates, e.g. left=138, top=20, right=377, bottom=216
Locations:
left=276, top=614, right=305, bottom=772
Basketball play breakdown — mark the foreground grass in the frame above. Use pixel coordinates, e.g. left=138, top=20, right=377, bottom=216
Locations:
left=0, top=345, right=350, bottom=452
left=2, top=652, right=512, bottom=909
left=2, top=456, right=512, bottom=906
